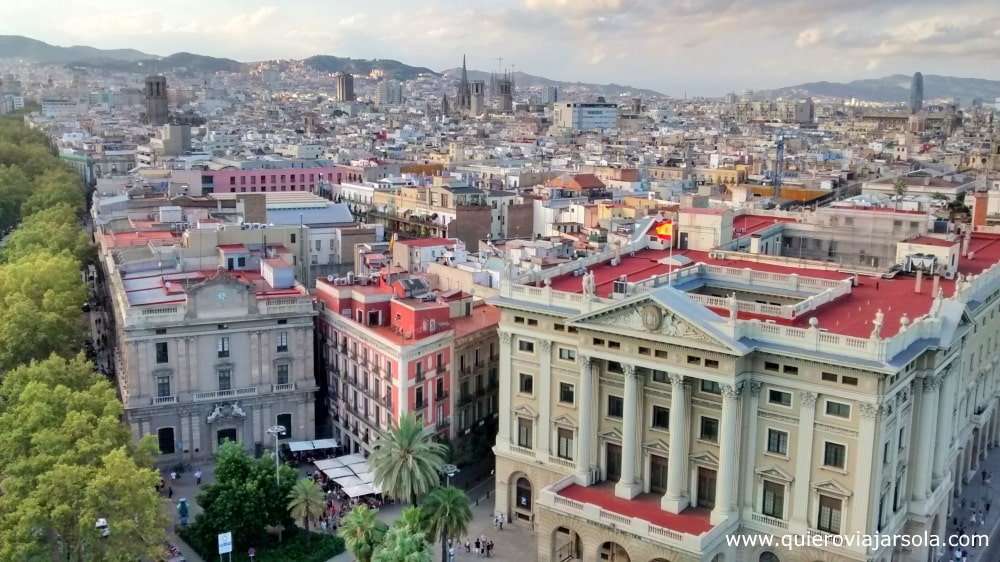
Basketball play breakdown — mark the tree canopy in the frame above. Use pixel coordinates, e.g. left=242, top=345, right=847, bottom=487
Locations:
left=369, top=413, right=447, bottom=505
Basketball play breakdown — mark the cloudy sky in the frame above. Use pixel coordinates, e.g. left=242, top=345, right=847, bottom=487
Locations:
left=2, top=0, right=998, bottom=95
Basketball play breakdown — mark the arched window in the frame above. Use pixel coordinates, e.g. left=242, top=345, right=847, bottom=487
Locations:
left=515, top=477, right=532, bottom=510
left=759, top=552, right=780, bottom=562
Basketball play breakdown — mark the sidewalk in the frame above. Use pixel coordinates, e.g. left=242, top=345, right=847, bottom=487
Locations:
left=162, top=463, right=214, bottom=562
left=942, top=446, right=1000, bottom=562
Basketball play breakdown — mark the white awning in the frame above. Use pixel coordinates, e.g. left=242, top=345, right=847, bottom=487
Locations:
left=334, top=476, right=363, bottom=488
left=343, top=483, right=379, bottom=498
left=355, top=471, right=375, bottom=484
left=312, top=438, right=339, bottom=449
left=288, top=441, right=315, bottom=452
left=322, top=467, right=354, bottom=479
left=313, top=458, right=344, bottom=471
left=335, top=453, right=366, bottom=466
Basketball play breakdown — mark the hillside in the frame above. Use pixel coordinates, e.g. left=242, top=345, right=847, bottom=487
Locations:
left=441, top=68, right=664, bottom=99
left=0, top=35, right=154, bottom=64
left=303, top=55, right=437, bottom=80
left=762, top=74, right=1000, bottom=103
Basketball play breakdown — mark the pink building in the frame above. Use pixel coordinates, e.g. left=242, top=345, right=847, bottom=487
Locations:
left=199, top=164, right=363, bottom=194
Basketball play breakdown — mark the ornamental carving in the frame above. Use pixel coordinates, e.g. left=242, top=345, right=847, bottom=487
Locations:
left=500, top=331, right=512, bottom=345
left=858, top=402, right=881, bottom=419
left=590, top=304, right=716, bottom=345
left=749, top=380, right=763, bottom=396
left=206, top=402, right=247, bottom=424
left=800, top=391, right=818, bottom=408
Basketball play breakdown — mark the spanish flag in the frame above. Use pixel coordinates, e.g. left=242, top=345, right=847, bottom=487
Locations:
left=655, top=220, right=673, bottom=240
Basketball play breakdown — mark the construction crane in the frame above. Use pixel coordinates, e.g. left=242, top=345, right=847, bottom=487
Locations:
left=772, top=135, right=785, bottom=200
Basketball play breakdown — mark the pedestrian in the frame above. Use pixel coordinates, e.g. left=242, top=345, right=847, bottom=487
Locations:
left=194, top=468, right=202, bottom=485
left=487, top=539, right=493, bottom=558
left=465, top=539, right=471, bottom=553
left=498, top=516, right=503, bottom=531
left=448, top=546, right=455, bottom=562
left=170, top=470, right=177, bottom=481
left=474, top=537, right=480, bottom=556
left=248, top=546, right=256, bottom=561
left=987, top=500, right=992, bottom=514
left=168, top=486, right=173, bottom=499
left=983, top=469, right=988, bottom=484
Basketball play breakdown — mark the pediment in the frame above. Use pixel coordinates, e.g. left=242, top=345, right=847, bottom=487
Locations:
left=813, top=479, right=853, bottom=498
left=512, top=403, right=538, bottom=419
left=755, top=465, right=794, bottom=483
left=189, top=269, right=253, bottom=318
left=641, top=438, right=670, bottom=454
left=689, top=450, right=720, bottom=467
left=552, top=414, right=577, bottom=429
left=568, top=285, right=749, bottom=355
left=598, top=427, right=623, bottom=442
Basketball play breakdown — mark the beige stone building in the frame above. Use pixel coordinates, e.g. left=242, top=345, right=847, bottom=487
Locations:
left=490, top=229, right=1000, bottom=562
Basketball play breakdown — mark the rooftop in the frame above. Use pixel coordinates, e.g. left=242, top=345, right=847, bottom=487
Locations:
left=557, top=482, right=712, bottom=536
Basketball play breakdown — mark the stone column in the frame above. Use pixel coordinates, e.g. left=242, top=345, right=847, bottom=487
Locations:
left=790, top=391, right=817, bottom=532
left=711, top=383, right=742, bottom=525
left=615, top=365, right=642, bottom=499
left=741, top=381, right=763, bottom=513
left=933, top=370, right=957, bottom=487
left=912, top=375, right=941, bottom=502
left=496, top=331, right=513, bottom=448
left=662, top=375, right=691, bottom=513
left=537, top=340, right=553, bottom=462
left=851, top=403, right=881, bottom=535
left=575, top=355, right=595, bottom=485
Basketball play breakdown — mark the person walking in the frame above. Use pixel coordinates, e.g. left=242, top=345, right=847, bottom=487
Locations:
left=194, top=468, right=202, bottom=485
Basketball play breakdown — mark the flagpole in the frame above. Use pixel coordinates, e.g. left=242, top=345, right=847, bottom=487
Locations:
left=668, top=237, right=673, bottom=287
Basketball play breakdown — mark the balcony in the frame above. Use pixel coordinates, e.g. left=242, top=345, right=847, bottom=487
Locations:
left=436, top=417, right=450, bottom=430
left=750, top=512, right=788, bottom=530
left=414, top=400, right=426, bottom=411
left=435, top=391, right=449, bottom=403
left=193, top=386, right=258, bottom=402
left=151, top=395, right=177, bottom=405
left=271, top=382, right=296, bottom=393
left=539, top=478, right=719, bottom=553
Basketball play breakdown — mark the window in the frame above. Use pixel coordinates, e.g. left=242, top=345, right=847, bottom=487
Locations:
left=155, top=342, right=169, bottom=364
left=558, top=348, right=576, bottom=361
left=276, top=413, right=292, bottom=439
left=217, top=368, right=232, bottom=391
left=638, top=346, right=651, bottom=355
left=519, top=373, right=533, bottom=394
left=767, top=429, right=788, bottom=455
left=821, top=372, right=837, bottom=382
left=700, top=380, right=721, bottom=394
left=687, top=355, right=701, bottom=365
left=277, top=331, right=289, bottom=353
left=768, top=390, right=792, bottom=406
left=700, top=417, right=719, bottom=442
left=825, top=401, right=851, bottom=419
left=290, top=233, right=296, bottom=244
left=764, top=361, right=779, bottom=372
left=783, top=365, right=799, bottom=375
left=157, top=427, right=176, bottom=454
left=554, top=323, right=565, bottom=331
left=824, top=442, right=846, bottom=468
left=705, top=359, right=719, bottom=369
left=517, top=418, right=533, bottom=449
left=276, top=364, right=290, bottom=385
left=518, top=340, right=534, bottom=353
left=607, top=395, right=624, bottom=418
left=557, top=428, right=574, bottom=460
left=592, top=338, right=605, bottom=346
left=762, top=480, right=784, bottom=519
left=217, top=336, right=230, bottom=358
left=654, top=349, right=668, bottom=359
left=652, top=406, right=670, bottom=430
left=607, top=341, right=621, bottom=350
left=817, top=495, right=842, bottom=534
left=607, top=361, right=623, bottom=374
left=514, top=316, right=525, bottom=324
left=156, top=375, right=171, bottom=398
left=841, top=376, right=858, bottom=386
left=527, top=318, right=538, bottom=327
left=559, top=382, right=575, bottom=404
left=652, top=370, right=668, bottom=383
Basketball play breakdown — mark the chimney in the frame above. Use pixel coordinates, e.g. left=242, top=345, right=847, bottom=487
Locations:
left=932, top=274, right=940, bottom=296
left=915, top=269, right=923, bottom=293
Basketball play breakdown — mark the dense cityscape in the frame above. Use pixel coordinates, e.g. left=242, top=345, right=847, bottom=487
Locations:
left=1, top=3, right=1000, bottom=561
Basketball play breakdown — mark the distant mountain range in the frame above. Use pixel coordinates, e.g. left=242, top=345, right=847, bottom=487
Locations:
left=0, top=35, right=153, bottom=64
left=762, top=74, right=1000, bottom=103
left=442, top=67, right=664, bottom=99
left=302, top=55, right=436, bottom=80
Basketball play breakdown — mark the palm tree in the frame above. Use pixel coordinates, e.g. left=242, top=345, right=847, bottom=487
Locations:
left=287, top=479, right=326, bottom=537
left=422, top=487, right=472, bottom=562
left=397, top=506, right=425, bottom=533
left=370, top=413, right=447, bottom=505
left=339, top=505, right=387, bottom=562
left=372, top=525, right=431, bottom=562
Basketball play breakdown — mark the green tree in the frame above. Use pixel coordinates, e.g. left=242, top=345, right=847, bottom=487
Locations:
left=893, top=178, right=906, bottom=209
left=288, top=478, right=326, bottom=536
left=0, top=251, right=87, bottom=370
left=397, top=506, right=425, bottom=533
left=3, top=203, right=91, bottom=263
left=369, top=413, right=447, bottom=505
left=339, top=505, right=387, bottom=562
left=183, top=441, right=297, bottom=556
left=372, top=524, right=431, bottom=562
left=0, top=356, right=165, bottom=561
left=421, top=487, right=472, bottom=562
left=0, top=164, right=32, bottom=230
left=22, top=168, right=85, bottom=216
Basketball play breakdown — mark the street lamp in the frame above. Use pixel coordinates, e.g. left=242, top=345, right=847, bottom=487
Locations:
left=440, top=463, right=459, bottom=487
left=266, top=425, right=286, bottom=487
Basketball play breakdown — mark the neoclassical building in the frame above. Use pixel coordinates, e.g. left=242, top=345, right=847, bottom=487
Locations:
left=490, top=235, right=1000, bottom=562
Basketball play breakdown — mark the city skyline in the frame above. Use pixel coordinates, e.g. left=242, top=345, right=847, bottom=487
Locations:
left=2, top=0, right=999, bottom=96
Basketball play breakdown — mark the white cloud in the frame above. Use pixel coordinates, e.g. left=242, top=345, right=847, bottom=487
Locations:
left=795, top=28, right=822, bottom=48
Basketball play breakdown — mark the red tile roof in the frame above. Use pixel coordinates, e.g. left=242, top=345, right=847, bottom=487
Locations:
left=904, top=236, right=957, bottom=248
left=545, top=173, right=605, bottom=191
left=732, top=214, right=797, bottom=237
